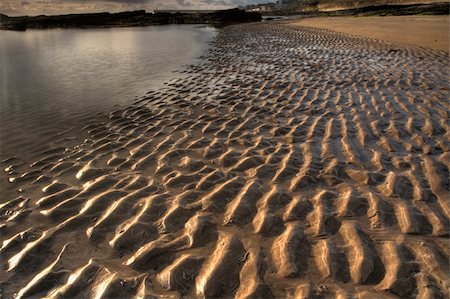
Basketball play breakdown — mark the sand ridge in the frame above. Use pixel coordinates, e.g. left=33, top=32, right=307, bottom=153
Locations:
left=0, top=22, right=449, bottom=298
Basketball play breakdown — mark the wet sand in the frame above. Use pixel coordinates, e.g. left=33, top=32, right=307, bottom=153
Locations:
left=290, top=15, right=449, bottom=51
left=1, top=22, right=449, bottom=298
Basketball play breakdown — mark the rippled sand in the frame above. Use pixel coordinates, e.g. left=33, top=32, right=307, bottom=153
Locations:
left=1, top=23, right=449, bottom=298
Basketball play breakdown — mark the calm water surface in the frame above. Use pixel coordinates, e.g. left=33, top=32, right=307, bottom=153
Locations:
left=0, top=25, right=216, bottom=161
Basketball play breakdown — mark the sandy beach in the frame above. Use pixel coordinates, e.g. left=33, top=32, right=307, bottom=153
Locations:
left=1, top=22, right=449, bottom=298
left=290, top=15, right=449, bottom=51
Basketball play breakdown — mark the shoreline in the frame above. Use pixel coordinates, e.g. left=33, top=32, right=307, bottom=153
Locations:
left=288, top=15, right=449, bottom=51
left=1, top=22, right=449, bottom=298
left=0, top=24, right=216, bottom=179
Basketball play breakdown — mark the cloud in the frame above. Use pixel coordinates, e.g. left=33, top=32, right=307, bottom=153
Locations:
left=1, top=0, right=275, bottom=16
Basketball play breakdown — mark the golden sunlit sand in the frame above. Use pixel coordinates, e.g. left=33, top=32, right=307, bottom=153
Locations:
left=0, top=22, right=449, bottom=298
left=290, top=15, right=449, bottom=51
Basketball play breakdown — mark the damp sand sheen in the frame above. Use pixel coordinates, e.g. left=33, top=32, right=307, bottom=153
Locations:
left=0, top=22, right=449, bottom=298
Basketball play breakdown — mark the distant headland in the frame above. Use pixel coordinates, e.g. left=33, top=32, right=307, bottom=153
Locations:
left=242, top=0, right=448, bottom=16
left=0, top=9, right=262, bottom=31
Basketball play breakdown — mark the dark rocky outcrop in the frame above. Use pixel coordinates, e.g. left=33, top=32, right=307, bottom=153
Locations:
left=319, top=2, right=449, bottom=16
left=274, top=1, right=449, bottom=15
left=0, top=9, right=262, bottom=30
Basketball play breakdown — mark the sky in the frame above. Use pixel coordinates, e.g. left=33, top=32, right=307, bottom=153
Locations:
left=1, top=0, right=276, bottom=16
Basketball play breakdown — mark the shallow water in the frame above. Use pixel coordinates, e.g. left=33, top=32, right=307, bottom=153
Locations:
left=0, top=25, right=216, bottom=161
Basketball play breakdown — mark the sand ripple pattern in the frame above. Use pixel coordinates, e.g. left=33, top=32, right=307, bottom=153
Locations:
left=1, top=23, right=449, bottom=298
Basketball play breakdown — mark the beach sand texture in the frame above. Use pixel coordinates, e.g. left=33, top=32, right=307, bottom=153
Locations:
left=1, top=23, right=449, bottom=298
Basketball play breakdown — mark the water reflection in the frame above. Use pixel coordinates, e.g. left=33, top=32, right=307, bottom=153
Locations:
left=0, top=25, right=216, bottom=160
